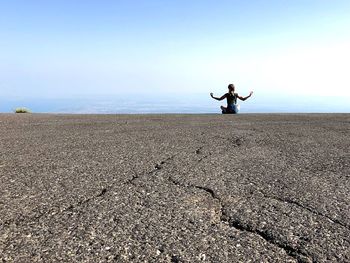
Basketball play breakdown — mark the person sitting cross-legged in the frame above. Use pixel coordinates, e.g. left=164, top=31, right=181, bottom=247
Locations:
left=210, top=84, right=253, bottom=114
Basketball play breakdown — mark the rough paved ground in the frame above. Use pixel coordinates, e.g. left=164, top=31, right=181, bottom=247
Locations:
left=0, top=114, right=349, bottom=263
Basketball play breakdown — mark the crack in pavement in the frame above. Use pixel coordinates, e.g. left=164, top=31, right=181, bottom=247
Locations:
left=168, top=176, right=312, bottom=263
left=165, top=140, right=312, bottom=261
left=1, top=154, right=178, bottom=228
left=1, top=186, right=109, bottom=228
left=213, top=135, right=245, bottom=147
left=244, top=181, right=350, bottom=231
left=168, top=176, right=225, bottom=226
left=176, top=145, right=213, bottom=175
left=226, top=217, right=314, bottom=263
left=162, top=138, right=314, bottom=263
left=0, top=137, right=323, bottom=262
left=0, top=186, right=109, bottom=254
left=195, top=146, right=203, bottom=155
left=126, top=154, right=177, bottom=186
left=1, top=150, right=186, bottom=233
left=2, top=136, right=316, bottom=263
left=128, top=146, right=211, bottom=188
left=65, top=187, right=108, bottom=212
left=265, top=194, right=350, bottom=231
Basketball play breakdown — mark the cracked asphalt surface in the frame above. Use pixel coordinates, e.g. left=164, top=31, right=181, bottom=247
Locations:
left=0, top=113, right=349, bottom=262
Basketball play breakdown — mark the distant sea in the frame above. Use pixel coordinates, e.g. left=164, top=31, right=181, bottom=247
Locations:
left=1, top=94, right=349, bottom=114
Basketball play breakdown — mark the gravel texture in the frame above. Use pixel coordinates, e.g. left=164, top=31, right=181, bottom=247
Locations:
left=0, top=113, right=349, bottom=262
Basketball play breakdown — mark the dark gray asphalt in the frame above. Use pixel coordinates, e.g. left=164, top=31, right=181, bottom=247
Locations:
left=0, top=114, right=349, bottom=262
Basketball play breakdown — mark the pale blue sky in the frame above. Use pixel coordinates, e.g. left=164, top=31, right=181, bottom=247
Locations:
left=1, top=0, right=350, bottom=103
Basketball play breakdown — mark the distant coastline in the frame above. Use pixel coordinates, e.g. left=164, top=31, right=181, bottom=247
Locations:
left=1, top=94, right=349, bottom=114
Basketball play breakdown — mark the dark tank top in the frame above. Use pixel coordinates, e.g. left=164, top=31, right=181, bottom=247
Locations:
left=226, top=92, right=237, bottom=105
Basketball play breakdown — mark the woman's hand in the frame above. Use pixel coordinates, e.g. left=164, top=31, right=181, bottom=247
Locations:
left=210, top=92, right=214, bottom=98
left=249, top=91, right=253, bottom=96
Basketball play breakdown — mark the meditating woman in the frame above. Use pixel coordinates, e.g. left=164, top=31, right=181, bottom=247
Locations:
left=210, top=84, right=253, bottom=114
